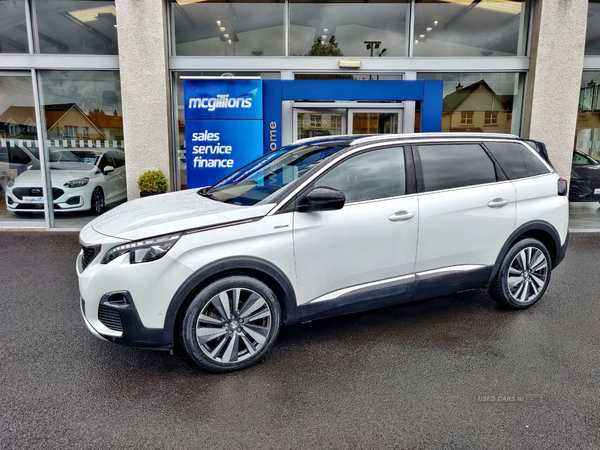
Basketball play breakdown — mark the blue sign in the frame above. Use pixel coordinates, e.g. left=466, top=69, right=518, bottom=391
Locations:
left=184, top=78, right=264, bottom=188
left=185, top=119, right=263, bottom=188
left=183, top=79, right=263, bottom=120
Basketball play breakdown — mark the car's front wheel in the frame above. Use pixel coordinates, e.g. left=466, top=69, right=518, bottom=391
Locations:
left=489, top=237, right=552, bottom=309
left=91, top=188, right=105, bottom=215
left=180, top=275, right=281, bottom=372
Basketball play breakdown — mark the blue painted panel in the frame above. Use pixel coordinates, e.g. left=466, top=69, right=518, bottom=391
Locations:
left=185, top=119, right=263, bottom=188
left=281, top=80, right=426, bottom=102
left=183, top=79, right=263, bottom=120
left=263, top=80, right=282, bottom=151
left=421, top=80, right=443, bottom=133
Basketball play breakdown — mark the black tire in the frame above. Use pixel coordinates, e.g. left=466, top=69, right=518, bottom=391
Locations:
left=180, top=275, right=281, bottom=373
left=489, top=238, right=552, bottom=309
left=91, top=188, right=105, bottom=215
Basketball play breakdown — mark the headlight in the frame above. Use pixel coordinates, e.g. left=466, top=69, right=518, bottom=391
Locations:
left=7, top=179, right=14, bottom=188
left=64, top=178, right=89, bottom=188
left=101, top=233, right=181, bottom=265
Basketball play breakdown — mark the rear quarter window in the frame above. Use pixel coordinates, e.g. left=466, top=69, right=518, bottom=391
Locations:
left=485, top=141, right=550, bottom=179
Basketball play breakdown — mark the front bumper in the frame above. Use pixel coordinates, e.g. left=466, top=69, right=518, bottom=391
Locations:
left=569, top=180, right=600, bottom=202
left=6, top=185, right=90, bottom=212
left=80, top=292, right=170, bottom=350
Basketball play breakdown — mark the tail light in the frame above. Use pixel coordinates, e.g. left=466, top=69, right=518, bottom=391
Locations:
left=557, top=177, right=568, bottom=196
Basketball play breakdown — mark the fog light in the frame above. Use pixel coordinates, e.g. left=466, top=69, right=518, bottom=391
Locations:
left=66, top=196, right=82, bottom=205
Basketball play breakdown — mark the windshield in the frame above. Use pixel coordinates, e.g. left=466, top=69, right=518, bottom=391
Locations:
left=204, top=142, right=349, bottom=205
left=49, top=150, right=100, bottom=165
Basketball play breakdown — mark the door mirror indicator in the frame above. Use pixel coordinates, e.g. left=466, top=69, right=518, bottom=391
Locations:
left=297, top=186, right=346, bottom=212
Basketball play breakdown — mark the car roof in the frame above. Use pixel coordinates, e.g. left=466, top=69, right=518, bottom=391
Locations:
left=291, top=132, right=522, bottom=148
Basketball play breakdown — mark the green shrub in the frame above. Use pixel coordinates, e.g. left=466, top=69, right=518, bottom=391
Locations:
left=137, top=169, right=168, bottom=194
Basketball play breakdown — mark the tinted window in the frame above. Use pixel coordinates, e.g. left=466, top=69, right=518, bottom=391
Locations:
left=418, top=144, right=496, bottom=192
left=8, top=146, right=31, bottom=165
left=317, top=147, right=405, bottom=203
left=485, top=142, right=550, bottom=179
left=573, top=152, right=597, bottom=166
left=108, top=151, right=125, bottom=168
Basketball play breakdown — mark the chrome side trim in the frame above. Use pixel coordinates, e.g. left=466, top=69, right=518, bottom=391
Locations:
left=309, top=274, right=415, bottom=304
left=417, top=265, right=487, bottom=279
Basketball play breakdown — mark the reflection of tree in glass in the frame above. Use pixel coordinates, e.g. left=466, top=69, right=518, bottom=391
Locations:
left=305, top=35, right=344, bottom=57
left=300, top=36, right=354, bottom=80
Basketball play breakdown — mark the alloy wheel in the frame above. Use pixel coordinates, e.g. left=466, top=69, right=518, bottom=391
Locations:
left=195, top=287, right=273, bottom=364
left=507, top=246, right=549, bottom=303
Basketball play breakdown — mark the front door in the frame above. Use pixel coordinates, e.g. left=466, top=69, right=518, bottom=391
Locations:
left=292, top=145, right=418, bottom=315
left=292, top=106, right=403, bottom=141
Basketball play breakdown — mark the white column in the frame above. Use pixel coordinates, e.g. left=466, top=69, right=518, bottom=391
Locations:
left=523, top=0, right=588, bottom=177
left=115, top=0, right=172, bottom=199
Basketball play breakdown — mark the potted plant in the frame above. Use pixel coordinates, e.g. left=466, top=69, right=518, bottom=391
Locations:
left=137, top=169, right=168, bottom=197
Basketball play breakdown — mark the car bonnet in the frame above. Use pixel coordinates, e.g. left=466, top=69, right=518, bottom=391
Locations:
left=90, top=188, right=275, bottom=240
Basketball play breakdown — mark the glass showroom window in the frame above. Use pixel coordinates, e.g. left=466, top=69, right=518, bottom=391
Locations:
left=171, top=0, right=285, bottom=56
left=0, top=0, right=29, bottom=53
left=38, top=71, right=125, bottom=228
left=413, top=0, right=529, bottom=57
left=416, top=73, right=526, bottom=135
left=290, top=0, right=409, bottom=57
left=0, top=74, right=45, bottom=225
left=575, top=73, right=600, bottom=160
left=35, top=0, right=118, bottom=54
left=586, top=0, right=600, bottom=55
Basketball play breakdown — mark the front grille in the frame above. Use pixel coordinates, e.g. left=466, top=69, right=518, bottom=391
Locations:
left=15, top=203, right=44, bottom=210
left=98, top=304, right=123, bottom=332
left=588, top=178, right=600, bottom=190
left=81, top=245, right=100, bottom=271
left=12, top=187, right=64, bottom=200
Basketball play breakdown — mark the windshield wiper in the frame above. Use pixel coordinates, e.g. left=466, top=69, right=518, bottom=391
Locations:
left=198, top=189, right=219, bottom=201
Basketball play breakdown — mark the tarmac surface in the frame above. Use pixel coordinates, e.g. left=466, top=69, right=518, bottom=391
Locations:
left=1, top=231, right=599, bottom=449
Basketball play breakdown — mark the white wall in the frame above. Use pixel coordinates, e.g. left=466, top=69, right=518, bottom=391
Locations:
left=115, top=0, right=172, bottom=199
left=524, top=0, right=588, bottom=177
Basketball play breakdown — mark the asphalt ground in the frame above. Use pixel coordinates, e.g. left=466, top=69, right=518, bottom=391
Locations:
left=1, top=231, right=599, bottom=449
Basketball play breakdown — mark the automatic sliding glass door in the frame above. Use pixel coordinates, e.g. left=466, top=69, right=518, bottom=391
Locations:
left=293, top=107, right=403, bottom=141
left=348, top=109, right=402, bottom=134
left=293, top=109, right=346, bottom=141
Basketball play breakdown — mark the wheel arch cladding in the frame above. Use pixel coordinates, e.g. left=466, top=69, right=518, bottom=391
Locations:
left=163, top=257, right=299, bottom=349
left=487, top=221, right=561, bottom=286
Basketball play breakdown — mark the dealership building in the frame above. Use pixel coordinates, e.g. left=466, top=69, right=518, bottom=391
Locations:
left=0, top=0, right=599, bottom=230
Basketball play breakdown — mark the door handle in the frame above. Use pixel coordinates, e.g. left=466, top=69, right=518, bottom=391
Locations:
left=389, top=211, right=415, bottom=222
left=487, top=198, right=509, bottom=208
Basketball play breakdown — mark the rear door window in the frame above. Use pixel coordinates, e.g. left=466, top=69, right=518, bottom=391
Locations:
left=485, top=141, right=550, bottom=179
left=417, top=143, right=496, bottom=193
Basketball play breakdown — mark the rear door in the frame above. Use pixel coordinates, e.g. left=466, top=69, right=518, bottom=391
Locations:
left=413, top=142, right=516, bottom=293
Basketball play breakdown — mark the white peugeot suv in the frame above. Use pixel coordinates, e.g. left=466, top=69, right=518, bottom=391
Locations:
left=77, top=133, right=569, bottom=372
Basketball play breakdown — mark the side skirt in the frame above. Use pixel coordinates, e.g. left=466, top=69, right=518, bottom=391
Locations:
left=300, top=265, right=493, bottom=323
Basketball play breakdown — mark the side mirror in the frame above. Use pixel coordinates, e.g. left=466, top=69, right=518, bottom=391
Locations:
left=297, top=186, right=346, bottom=212
left=103, top=165, right=115, bottom=175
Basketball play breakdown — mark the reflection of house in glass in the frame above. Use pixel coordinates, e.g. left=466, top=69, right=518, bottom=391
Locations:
left=576, top=80, right=600, bottom=160
left=0, top=103, right=123, bottom=143
left=442, top=80, right=512, bottom=133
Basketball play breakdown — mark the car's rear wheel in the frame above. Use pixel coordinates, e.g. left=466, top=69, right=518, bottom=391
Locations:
left=489, top=238, right=551, bottom=309
left=91, top=188, right=105, bottom=215
left=180, top=275, right=281, bottom=372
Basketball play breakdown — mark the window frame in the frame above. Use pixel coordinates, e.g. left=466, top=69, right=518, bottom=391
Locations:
left=295, top=144, right=416, bottom=207
left=411, top=141, right=505, bottom=194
